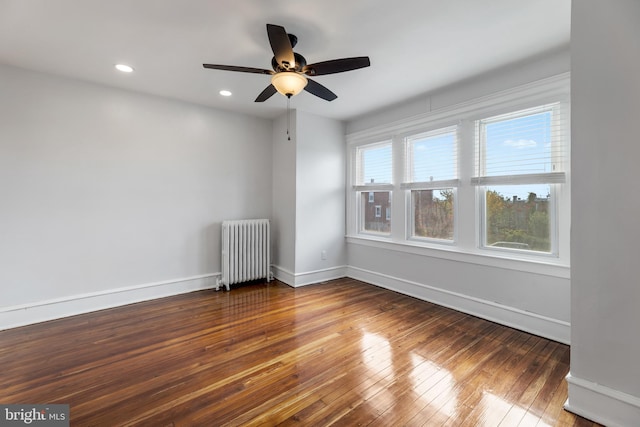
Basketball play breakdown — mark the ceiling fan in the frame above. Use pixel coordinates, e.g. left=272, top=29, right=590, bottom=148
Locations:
left=203, top=24, right=371, bottom=102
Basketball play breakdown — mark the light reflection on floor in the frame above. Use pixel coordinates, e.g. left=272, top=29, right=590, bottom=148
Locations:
left=361, top=331, right=392, bottom=373
left=360, top=331, right=395, bottom=408
left=410, top=352, right=458, bottom=417
left=479, top=392, right=551, bottom=426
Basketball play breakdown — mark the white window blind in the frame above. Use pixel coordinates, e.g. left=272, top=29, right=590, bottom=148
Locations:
left=472, top=103, right=567, bottom=186
left=402, top=126, right=459, bottom=190
left=353, top=141, right=393, bottom=191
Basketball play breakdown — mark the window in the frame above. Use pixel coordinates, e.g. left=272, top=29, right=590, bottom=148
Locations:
left=353, top=141, right=393, bottom=235
left=473, top=104, right=567, bottom=254
left=347, top=74, right=569, bottom=264
left=404, top=127, right=458, bottom=241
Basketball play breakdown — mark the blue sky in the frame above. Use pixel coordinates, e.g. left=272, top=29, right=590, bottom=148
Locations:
left=411, top=131, right=456, bottom=182
left=362, top=144, right=392, bottom=184
left=484, top=110, right=553, bottom=176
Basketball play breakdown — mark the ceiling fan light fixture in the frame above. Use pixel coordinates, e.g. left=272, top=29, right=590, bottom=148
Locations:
left=271, top=72, right=308, bottom=97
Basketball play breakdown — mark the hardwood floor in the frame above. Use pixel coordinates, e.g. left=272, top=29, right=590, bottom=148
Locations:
left=0, top=278, right=600, bottom=426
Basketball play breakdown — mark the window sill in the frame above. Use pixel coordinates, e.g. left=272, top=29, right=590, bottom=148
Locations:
left=345, top=234, right=570, bottom=279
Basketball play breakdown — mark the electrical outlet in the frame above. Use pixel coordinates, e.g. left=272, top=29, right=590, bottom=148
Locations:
left=321, top=250, right=327, bottom=260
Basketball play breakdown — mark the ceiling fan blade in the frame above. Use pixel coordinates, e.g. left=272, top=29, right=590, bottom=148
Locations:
left=266, top=24, right=295, bottom=69
left=304, top=78, right=338, bottom=101
left=203, top=64, right=273, bottom=75
left=303, top=57, right=371, bottom=76
left=255, top=84, right=278, bottom=102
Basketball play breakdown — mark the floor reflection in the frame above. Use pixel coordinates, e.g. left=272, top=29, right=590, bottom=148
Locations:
left=361, top=331, right=392, bottom=373
left=478, top=391, right=550, bottom=426
left=410, top=352, right=458, bottom=418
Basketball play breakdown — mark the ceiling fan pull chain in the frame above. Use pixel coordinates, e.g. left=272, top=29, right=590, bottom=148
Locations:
left=287, top=95, right=291, bottom=141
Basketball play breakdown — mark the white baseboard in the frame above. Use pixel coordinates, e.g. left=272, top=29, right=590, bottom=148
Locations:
left=347, top=266, right=570, bottom=344
left=271, top=265, right=348, bottom=287
left=3, top=265, right=569, bottom=346
left=565, top=373, right=640, bottom=427
left=0, top=274, right=219, bottom=331
left=293, top=266, right=348, bottom=287
left=271, top=265, right=296, bottom=286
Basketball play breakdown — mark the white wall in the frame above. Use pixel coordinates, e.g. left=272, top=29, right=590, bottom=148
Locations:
left=347, top=46, right=570, bottom=134
left=271, top=110, right=347, bottom=286
left=0, top=64, right=272, bottom=329
left=294, top=111, right=347, bottom=284
left=271, top=112, right=297, bottom=277
left=567, top=1, right=640, bottom=425
left=345, top=49, right=572, bottom=343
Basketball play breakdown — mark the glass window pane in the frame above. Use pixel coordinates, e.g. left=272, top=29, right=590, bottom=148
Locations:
left=409, top=130, right=457, bottom=182
left=361, top=191, right=391, bottom=234
left=360, top=144, right=392, bottom=184
left=481, top=109, right=555, bottom=177
left=485, top=185, right=551, bottom=252
left=412, top=189, right=454, bottom=240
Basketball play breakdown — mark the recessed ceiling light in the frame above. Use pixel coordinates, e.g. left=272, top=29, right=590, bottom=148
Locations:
left=219, top=90, right=232, bottom=97
left=115, top=64, right=134, bottom=73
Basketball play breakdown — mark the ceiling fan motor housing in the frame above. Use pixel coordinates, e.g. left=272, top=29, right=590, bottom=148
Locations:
left=271, top=51, right=307, bottom=72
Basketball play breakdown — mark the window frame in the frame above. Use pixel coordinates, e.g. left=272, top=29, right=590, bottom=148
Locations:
left=346, top=73, right=570, bottom=270
left=402, top=125, right=459, bottom=244
left=351, top=140, right=394, bottom=238
left=472, top=103, right=567, bottom=257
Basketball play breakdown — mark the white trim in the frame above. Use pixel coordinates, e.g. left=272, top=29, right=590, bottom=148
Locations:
left=346, top=235, right=570, bottom=279
left=271, top=264, right=348, bottom=288
left=470, top=172, right=566, bottom=186
left=565, top=373, right=640, bottom=427
left=294, top=266, right=348, bottom=287
left=353, top=184, right=394, bottom=191
left=346, top=265, right=570, bottom=344
left=0, top=273, right=219, bottom=331
left=271, top=265, right=296, bottom=287
left=401, top=179, right=460, bottom=190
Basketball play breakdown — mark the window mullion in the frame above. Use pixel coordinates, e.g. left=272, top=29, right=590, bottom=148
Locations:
left=391, top=135, right=405, bottom=241
left=457, top=119, right=476, bottom=249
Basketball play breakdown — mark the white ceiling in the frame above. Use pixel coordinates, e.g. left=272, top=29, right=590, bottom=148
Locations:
left=0, top=0, right=570, bottom=121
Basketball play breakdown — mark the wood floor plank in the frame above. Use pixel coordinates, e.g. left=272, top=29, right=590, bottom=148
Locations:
left=0, top=278, right=601, bottom=426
